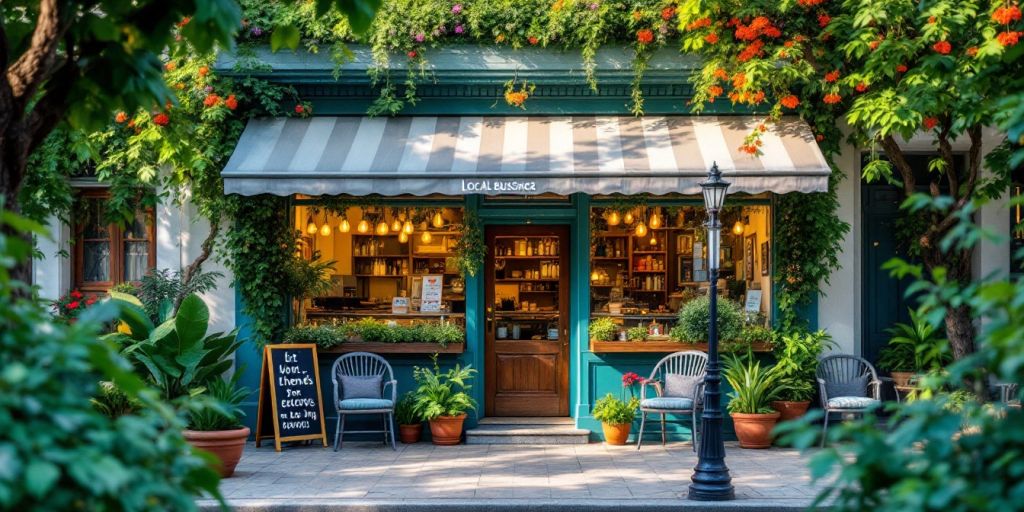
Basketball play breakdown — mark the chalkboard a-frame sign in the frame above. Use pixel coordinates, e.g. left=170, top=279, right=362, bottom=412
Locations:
left=255, top=344, right=328, bottom=451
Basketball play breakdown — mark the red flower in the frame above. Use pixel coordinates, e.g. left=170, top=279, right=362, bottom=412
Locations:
left=71, top=290, right=82, bottom=299
left=528, top=36, right=539, bottom=45
left=780, top=94, right=800, bottom=109
left=823, top=93, right=842, bottom=104
left=67, top=301, right=79, bottom=310
left=966, top=46, right=979, bottom=56
left=152, top=113, right=169, bottom=126
left=815, top=134, right=825, bottom=142
left=622, top=372, right=642, bottom=386
left=923, top=117, right=939, bottom=130
left=824, top=70, right=840, bottom=83
left=704, top=32, right=719, bottom=44
left=407, top=50, right=417, bottom=58
left=177, top=16, right=191, bottom=28
left=661, top=7, right=675, bottom=20
left=855, top=82, right=868, bottom=92
left=225, top=94, right=238, bottom=110
left=203, top=94, right=221, bottom=108
left=115, top=112, right=128, bottom=124
left=869, top=39, right=881, bottom=50
left=932, top=40, right=951, bottom=54
left=997, top=31, right=1021, bottom=46
left=993, top=5, right=1022, bottom=25
left=198, top=66, right=209, bottom=77
left=818, top=14, right=831, bottom=27
left=686, top=17, right=712, bottom=31
left=896, top=63, right=908, bottom=73
left=295, top=104, right=305, bottom=114
left=636, top=29, right=655, bottom=45
left=796, top=0, right=826, bottom=6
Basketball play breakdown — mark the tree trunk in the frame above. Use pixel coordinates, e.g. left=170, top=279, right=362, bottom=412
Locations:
left=944, top=304, right=975, bottom=361
left=172, top=216, right=220, bottom=313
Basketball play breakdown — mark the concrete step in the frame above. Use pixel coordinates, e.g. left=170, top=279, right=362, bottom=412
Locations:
left=466, top=417, right=590, bottom=445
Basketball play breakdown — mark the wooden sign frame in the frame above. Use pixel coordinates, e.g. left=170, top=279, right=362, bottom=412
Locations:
left=255, top=344, right=328, bottom=451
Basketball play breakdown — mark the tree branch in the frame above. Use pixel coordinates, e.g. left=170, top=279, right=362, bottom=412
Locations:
left=880, top=135, right=916, bottom=198
left=936, top=124, right=958, bottom=199
left=6, top=0, right=63, bottom=103
left=173, top=216, right=221, bottom=314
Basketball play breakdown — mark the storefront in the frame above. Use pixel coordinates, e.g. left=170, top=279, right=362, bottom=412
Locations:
left=223, top=109, right=830, bottom=437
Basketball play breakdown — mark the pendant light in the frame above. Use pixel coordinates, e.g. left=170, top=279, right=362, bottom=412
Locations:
left=590, top=269, right=600, bottom=282
left=319, top=212, right=331, bottom=237
left=634, top=210, right=648, bottom=237
left=399, top=231, right=409, bottom=244
left=305, top=213, right=318, bottom=235
left=403, top=220, right=414, bottom=235
left=339, top=218, right=351, bottom=233
left=357, top=218, right=370, bottom=233
left=649, top=235, right=658, bottom=246
left=375, top=216, right=390, bottom=235
left=432, top=209, right=445, bottom=228
left=623, top=210, right=634, bottom=225
left=649, top=208, right=662, bottom=229
left=732, top=220, right=744, bottom=235
left=606, top=210, right=621, bottom=226
left=421, top=230, right=433, bottom=243
left=391, top=213, right=402, bottom=232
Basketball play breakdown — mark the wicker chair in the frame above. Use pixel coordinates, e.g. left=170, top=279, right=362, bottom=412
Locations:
left=637, top=351, right=707, bottom=451
left=816, top=354, right=882, bottom=447
left=330, top=352, right=397, bottom=451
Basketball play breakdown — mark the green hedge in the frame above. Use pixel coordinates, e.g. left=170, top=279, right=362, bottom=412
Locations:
left=284, top=318, right=465, bottom=348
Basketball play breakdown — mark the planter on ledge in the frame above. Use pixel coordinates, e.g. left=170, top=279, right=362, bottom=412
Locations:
left=589, top=339, right=773, bottom=353
left=318, top=342, right=465, bottom=354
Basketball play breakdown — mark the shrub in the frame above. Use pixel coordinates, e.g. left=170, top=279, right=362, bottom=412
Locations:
left=283, top=320, right=466, bottom=348
left=592, top=394, right=639, bottom=425
left=626, top=326, right=649, bottom=341
left=395, top=392, right=420, bottom=425
left=412, top=355, right=477, bottom=420
left=188, top=374, right=249, bottom=431
left=723, top=352, right=781, bottom=414
left=673, top=295, right=743, bottom=342
left=772, top=330, right=834, bottom=402
left=589, top=317, right=618, bottom=341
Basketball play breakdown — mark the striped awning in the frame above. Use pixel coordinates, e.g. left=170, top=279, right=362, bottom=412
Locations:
left=222, top=116, right=830, bottom=197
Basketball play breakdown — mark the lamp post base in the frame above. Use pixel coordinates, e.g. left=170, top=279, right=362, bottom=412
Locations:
left=688, top=473, right=736, bottom=501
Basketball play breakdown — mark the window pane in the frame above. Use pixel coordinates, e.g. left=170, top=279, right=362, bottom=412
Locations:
left=123, top=210, right=149, bottom=240
left=83, top=241, right=111, bottom=282
left=123, top=241, right=150, bottom=281
left=82, top=199, right=107, bottom=239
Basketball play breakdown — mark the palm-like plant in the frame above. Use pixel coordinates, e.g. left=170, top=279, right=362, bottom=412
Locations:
left=724, top=352, right=782, bottom=414
left=411, top=355, right=477, bottom=420
left=882, top=309, right=951, bottom=374
left=772, top=330, right=835, bottom=402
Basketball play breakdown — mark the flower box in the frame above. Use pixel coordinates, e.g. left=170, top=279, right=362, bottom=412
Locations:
left=589, top=339, right=772, bottom=353
left=317, top=342, right=465, bottom=354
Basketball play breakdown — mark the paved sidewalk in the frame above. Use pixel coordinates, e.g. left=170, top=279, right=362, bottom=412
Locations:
left=200, top=441, right=826, bottom=510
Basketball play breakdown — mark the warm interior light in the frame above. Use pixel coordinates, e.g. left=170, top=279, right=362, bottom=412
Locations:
left=357, top=219, right=370, bottom=233
left=635, top=221, right=648, bottom=237
left=320, top=223, right=331, bottom=237
left=432, top=210, right=445, bottom=228
left=339, top=218, right=351, bottom=233
left=402, top=220, right=414, bottom=235
left=399, top=232, right=409, bottom=244
left=376, top=221, right=389, bottom=236
left=391, top=218, right=403, bottom=232
left=606, top=210, right=621, bottom=226
left=306, top=215, right=318, bottom=235
left=421, top=231, right=433, bottom=243
left=649, top=210, right=662, bottom=229
left=732, top=220, right=744, bottom=235
left=590, top=270, right=600, bottom=282
left=649, top=235, right=657, bottom=246
left=623, top=211, right=634, bottom=224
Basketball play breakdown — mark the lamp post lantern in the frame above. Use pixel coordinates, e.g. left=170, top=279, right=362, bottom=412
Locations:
left=688, top=162, right=735, bottom=501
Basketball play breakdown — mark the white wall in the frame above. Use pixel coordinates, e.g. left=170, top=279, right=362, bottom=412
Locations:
left=34, top=215, right=71, bottom=301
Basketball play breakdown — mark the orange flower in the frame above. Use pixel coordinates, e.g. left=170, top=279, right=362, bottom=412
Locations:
left=896, top=63, right=908, bottom=73
left=869, top=39, right=881, bottom=50
left=818, top=14, right=831, bottom=27
left=966, top=46, right=979, bottom=56
left=707, top=85, right=724, bottom=98
left=751, top=90, right=765, bottom=103
left=704, top=32, right=719, bottom=44
left=780, top=95, right=799, bottom=109
left=636, top=29, right=655, bottom=45
left=997, top=31, right=1021, bottom=46
left=152, top=113, right=169, bottom=126
left=797, top=0, right=825, bottom=6
left=203, top=94, right=221, bottom=108
left=174, top=82, right=185, bottom=90
left=505, top=90, right=529, bottom=107
left=737, top=39, right=765, bottom=62
left=923, top=117, right=938, bottom=130
left=115, top=112, right=128, bottom=123
left=198, top=66, right=209, bottom=77
left=632, top=11, right=643, bottom=21
left=824, top=70, right=840, bottom=83
left=732, top=73, right=746, bottom=88
left=164, top=61, right=177, bottom=72
left=757, top=123, right=767, bottom=132
left=927, top=15, right=937, bottom=24
left=686, top=17, right=712, bottom=31
left=528, top=36, right=539, bottom=45
left=993, top=5, right=1022, bottom=25
left=932, top=40, right=951, bottom=54
left=784, top=40, right=794, bottom=48
left=713, top=68, right=729, bottom=80
left=225, top=94, right=238, bottom=110
left=855, top=82, right=868, bottom=92
left=823, top=93, right=842, bottom=104
left=661, top=7, right=675, bottom=21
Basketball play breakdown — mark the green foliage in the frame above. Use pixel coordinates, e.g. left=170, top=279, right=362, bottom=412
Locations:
left=674, top=295, right=743, bottom=342
left=395, top=392, right=421, bottom=425
left=284, top=320, right=465, bottom=347
left=411, top=355, right=478, bottom=420
left=454, top=208, right=485, bottom=278
left=284, top=253, right=336, bottom=302
left=626, top=326, right=649, bottom=341
left=877, top=308, right=951, bottom=373
left=91, top=381, right=140, bottom=419
left=592, top=393, right=639, bottom=425
left=772, top=330, right=835, bottom=402
left=188, top=374, right=250, bottom=431
left=0, top=210, right=222, bottom=509
left=135, top=268, right=223, bottom=323
left=589, top=316, right=618, bottom=341
left=739, top=325, right=776, bottom=345
left=723, top=352, right=781, bottom=414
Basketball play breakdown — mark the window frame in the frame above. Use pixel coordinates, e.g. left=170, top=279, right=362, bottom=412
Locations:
left=72, top=189, right=156, bottom=293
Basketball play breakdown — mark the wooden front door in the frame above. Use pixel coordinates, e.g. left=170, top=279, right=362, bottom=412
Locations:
left=484, top=225, right=570, bottom=417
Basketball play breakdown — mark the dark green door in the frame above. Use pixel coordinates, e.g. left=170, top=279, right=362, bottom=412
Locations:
left=861, top=184, right=913, bottom=365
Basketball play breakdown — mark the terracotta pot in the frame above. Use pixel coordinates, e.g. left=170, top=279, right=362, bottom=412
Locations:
left=399, top=423, right=423, bottom=444
left=429, top=414, right=466, bottom=445
left=730, top=412, right=780, bottom=449
left=771, top=400, right=811, bottom=422
left=890, top=371, right=915, bottom=388
left=601, top=422, right=632, bottom=445
left=183, top=426, right=250, bottom=477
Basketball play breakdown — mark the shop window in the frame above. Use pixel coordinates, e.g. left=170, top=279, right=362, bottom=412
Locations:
left=73, top=191, right=156, bottom=292
left=1012, top=167, right=1023, bottom=275
left=589, top=204, right=772, bottom=339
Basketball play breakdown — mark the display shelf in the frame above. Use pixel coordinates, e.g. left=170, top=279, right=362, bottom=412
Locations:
left=353, top=254, right=409, bottom=258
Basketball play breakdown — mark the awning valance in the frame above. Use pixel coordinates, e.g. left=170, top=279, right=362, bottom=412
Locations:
left=222, top=116, right=830, bottom=197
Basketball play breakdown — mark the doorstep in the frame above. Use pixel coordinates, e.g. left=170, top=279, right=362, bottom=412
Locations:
left=465, top=417, right=590, bottom=445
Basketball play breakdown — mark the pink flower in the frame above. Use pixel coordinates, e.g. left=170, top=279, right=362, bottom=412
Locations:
left=588, top=2, right=599, bottom=10
left=414, top=33, right=425, bottom=43
left=622, top=372, right=642, bottom=386
left=451, top=3, right=462, bottom=14
left=454, top=24, right=464, bottom=34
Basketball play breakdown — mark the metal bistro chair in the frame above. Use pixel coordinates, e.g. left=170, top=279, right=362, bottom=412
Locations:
left=331, top=352, right=397, bottom=451
left=637, top=351, right=708, bottom=451
left=816, top=354, right=882, bottom=447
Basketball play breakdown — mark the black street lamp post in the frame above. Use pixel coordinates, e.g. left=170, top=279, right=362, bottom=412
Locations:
left=688, top=162, right=735, bottom=501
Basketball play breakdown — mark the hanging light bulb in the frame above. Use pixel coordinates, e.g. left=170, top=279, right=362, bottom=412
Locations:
left=649, top=235, right=658, bottom=246
left=357, top=219, right=370, bottom=233
left=649, top=208, right=662, bottom=229
left=391, top=219, right=402, bottom=232
left=623, top=210, right=635, bottom=225
left=319, top=212, right=331, bottom=236
left=421, top=230, right=432, bottom=243
left=399, top=231, right=409, bottom=243
left=339, top=218, right=351, bottom=233
left=635, top=221, right=648, bottom=238
left=305, top=214, right=318, bottom=235
left=376, top=219, right=389, bottom=235
left=402, top=220, right=414, bottom=235
left=732, top=220, right=744, bottom=235
left=432, top=210, right=445, bottom=228
left=590, top=270, right=601, bottom=282
left=606, top=210, right=621, bottom=226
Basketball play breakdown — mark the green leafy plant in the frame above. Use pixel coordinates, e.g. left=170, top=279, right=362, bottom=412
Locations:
left=878, top=309, right=951, bottom=374
left=395, top=392, right=421, bottom=426
left=626, top=326, right=649, bottom=341
left=188, top=374, right=250, bottom=431
left=91, top=381, right=139, bottom=419
left=136, top=268, right=223, bottom=323
left=411, top=355, right=478, bottom=420
left=592, top=394, right=639, bottom=425
left=284, top=320, right=466, bottom=348
left=772, top=330, right=835, bottom=403
left=723, top=352, right=782, bottom=414
left=454, top=208, right=485, bottom=277
left=589, top=317, right=618, bottom=341
left=673, top=295, right=743, bottom=343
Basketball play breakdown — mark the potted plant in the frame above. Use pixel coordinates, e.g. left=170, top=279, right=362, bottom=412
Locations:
left=412, top=355, right=477, bottom=445
left=671, top=295, right=744, bottom=343
left=589, top=316, right=618, bottom=341
left=878, top=309, right=951, bottom=387
left=592, top=372, right=642, bottom=445
left=723, top=352, right=782, bottom=448
left=395, top=392, right=423, bottom=443
left=626, top=326, right=649, bottom=342
left=185, top=375, right=251, bottom=477
left=771, top=330, right=834, bottom=421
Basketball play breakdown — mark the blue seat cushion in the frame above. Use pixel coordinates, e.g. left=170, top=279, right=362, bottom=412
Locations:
left=640, top=397, right=695, bottom=410
left=338, top=398, right=394, bottom=411
left=827, top=396, right=879, bottom=409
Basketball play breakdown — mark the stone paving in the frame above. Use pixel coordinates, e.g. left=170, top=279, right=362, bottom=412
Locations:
left=202, top=440, right=828, bottom=510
